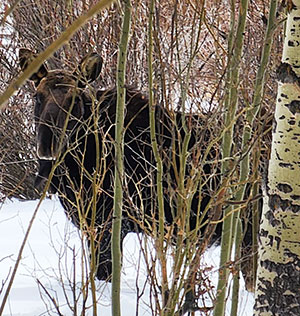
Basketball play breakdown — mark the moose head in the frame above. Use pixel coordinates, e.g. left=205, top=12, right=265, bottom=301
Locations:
left=19, top=49, right=103, bottom=160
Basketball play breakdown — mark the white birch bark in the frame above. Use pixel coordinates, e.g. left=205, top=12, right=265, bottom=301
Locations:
left=254, top=2, right=300, bottom=315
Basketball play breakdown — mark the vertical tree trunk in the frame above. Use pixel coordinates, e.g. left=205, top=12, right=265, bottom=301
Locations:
left=148, top=0, right=169, bottom=312
left=231, top=0, right=278, bottom=304
left=214, top=1, right=248, bottom=315
left=112, top=1, right=131, bottom=316
left=254, top=2, right=300, bottom=315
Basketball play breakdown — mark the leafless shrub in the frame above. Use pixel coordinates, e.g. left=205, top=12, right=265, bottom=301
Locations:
left=0, top=11, right=38, bottom=200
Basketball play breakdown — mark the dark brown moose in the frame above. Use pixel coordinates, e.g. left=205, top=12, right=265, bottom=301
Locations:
left=20, top=49, right=253, bottom=289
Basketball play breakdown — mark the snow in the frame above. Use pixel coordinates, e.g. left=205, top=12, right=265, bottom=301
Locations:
left=0, top=198, right=254, bottom=315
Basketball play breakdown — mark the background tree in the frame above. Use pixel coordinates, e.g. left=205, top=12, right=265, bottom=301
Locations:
left=254, top=1, right=300, bottom=315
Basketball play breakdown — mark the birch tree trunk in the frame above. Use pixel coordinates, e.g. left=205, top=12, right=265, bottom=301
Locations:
left=254, top=2, right=300, bottom=315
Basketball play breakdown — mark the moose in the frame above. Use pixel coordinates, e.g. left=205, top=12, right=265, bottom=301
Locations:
left=19, top=49, right=255, bottom=288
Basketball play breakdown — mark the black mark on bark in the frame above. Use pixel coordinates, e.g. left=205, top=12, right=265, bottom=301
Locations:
left=279, top=162, right=293, bottom=168
left=288, top=119, right=296, bottom=125
left=277, top=63, right=300, bottom=84
left=291, top=195, right=300, bottom=201
left=287, top=100, right=300, bottom=114
left=277, top=183, right=293, bottom=193
left=288, top=40, right=300, bottom=47
left=265, top=209, right=280, bottom=227
left=269, top=194, right=300, bottom=213
left=275, top=149, right=281, bottom=161
left=255, top=249, right=300, bottom=315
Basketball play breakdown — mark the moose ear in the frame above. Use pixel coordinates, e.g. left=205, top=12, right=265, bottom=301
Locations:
left=19, top=48, right=48, bottom=87
left=77, top=53, right=103, bottom=86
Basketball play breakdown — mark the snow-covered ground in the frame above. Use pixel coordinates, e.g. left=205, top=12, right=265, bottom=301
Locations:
left=0, top=198, right=254, bottom=315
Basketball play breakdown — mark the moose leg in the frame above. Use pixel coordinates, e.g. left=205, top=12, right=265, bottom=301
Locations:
left=92, top=229, right=113, bottom=281
left=240, top=218, right=257, bottom=292
left=93, top=223, right=129, bottom=281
